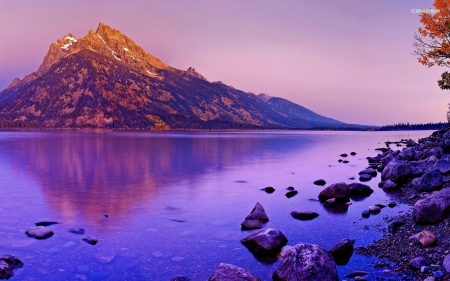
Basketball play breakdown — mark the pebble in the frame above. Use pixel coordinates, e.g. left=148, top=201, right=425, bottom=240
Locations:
left=368, top=206, right=381, bottom=214
left=362, top=210, right=370, bottom=218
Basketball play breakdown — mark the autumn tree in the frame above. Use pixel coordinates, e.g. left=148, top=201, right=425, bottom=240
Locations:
left=413, top=0, right=450, bottom=89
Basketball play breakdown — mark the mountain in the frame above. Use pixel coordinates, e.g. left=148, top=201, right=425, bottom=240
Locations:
left=0, top=23, right=354, bottom=130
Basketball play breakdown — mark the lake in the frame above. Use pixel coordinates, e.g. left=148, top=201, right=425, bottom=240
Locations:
left=0, top=130, right=433, bottom=280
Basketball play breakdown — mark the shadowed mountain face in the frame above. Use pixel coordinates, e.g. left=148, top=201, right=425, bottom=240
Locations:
left=0, top=23, right=353, bottom=129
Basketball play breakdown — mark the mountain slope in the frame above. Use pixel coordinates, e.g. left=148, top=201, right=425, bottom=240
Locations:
left=0, top=23, right=352, bottom=130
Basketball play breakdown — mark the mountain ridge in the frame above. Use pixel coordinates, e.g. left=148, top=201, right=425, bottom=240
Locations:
left=0, top=23, right=357, bottom=130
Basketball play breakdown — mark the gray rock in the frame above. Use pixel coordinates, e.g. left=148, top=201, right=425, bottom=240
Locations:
left=413, top=188, right=450, bottom=224
left=240, top=228, right=287, bottom=256
left=442, top=254, right=450, bottom=273
left=424, top=276, right=436, bottom=281
left=388, top=201, right=397, bottom=207
left=241, top=202, right=269, bottom=230
left=272, top=243, right=338, bottom=281
left=348, top=183, right=373, bottom=198
left=412, top=169, right=443, bottom=192
left=411, top=167, right=424, bottom=178
left=433, top=271, right=444, bottom=278
left=358, top=168, right=377, bottom=176
left=25, top=226, right=54, bottom=239
left=399, top=148, right=415, bottom=161
left=409, top=256, right=431, bottom=269
left=290, top=211, right=319, bottom=221
left=82, top=235, right=98, bottom=245
left=381, top=160, right=411, bottom=183
left=435, top=159, right=450, bottom=174
left=380, top=154, right=394, bottom=165
left=318, top=182, right=349, bottom=202
left=329, top=238, right=354, bottom=265
left=358, top=174, right=372, bottom=182
left=208, top=263, right=260, bottom=281
left=381, top=179, right=398, bottom=191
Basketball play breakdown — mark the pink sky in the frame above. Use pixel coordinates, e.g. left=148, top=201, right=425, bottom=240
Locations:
left=0, top=0, right=447, bottom=126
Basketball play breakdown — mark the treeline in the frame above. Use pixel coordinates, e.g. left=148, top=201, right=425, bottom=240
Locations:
left=376, top=122, right=449, bottom=131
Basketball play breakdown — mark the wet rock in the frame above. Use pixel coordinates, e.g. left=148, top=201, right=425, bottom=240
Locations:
left=261, top=186, right=275, bottom=194
left=340, top=153, right=348, bottom=157
left=82, top=235, right=98, bottom=245
left=359, top=168, right=377, bottom=177
left=380, top=154, right=394, bottom=165
left=381, top=179, right=398, bottom=191
left=442, top=254, right=450, bottom=272
left=409, top=256, right=431, bottom=269
left=285, top=191, right=298, bottom=198
left=410, top=230, right=436, bottom=247
left=286, top=186, right=295, bottom=191
left=35, top=221, right=59, bottom=227
left=25, top=226, right=54, bottom=239
left=170, top=277, right=191, bottom=281
left=381, top=160, right=411, bottom=183
left=350, top=152, right=357, bottom=155
left=329, top=238, right=355, bottom=265
left=388, top=220, right=405, bottom=233
left=413, top=188, right=450, bottom=224
left=412, top=169, right=443, bottom=192
left=68, top=228, right=85, bottom=234
left=388, top=201, right=397, bottom=207
left=345, top=271, right=368, bottom=278
left=399, top=147, right=415, bottom=161
left=444, top=139, right=450, bottom=153
left=368, top=206, right=381, bottom=214
left=348, top=183, right=373, bottom=198
left=272, top=243, right=338, bottom=281
left=240, top=228, right=287, bottom=256
left=0, top=255, right=23, bottom=279
left=362, top=210, right=370, bottom=218
left=279, top=246, right=293, bottom=258
left=359, top=174, right=372, bottom=182
left=241, top=202, right=269, bottom=230
left=434, top=159, right=450, bottom=174
left=342, top=160, right=349, bottom=163
left=375, top=204, right=386, bottom=208
left=208, top=263, right=260, bottom=281
left=313, top=179, right=326, bottom=186
left=323, top=198, right=337, bottom=208
left=290, top=211, right=319, bottom=221
left=318, top=182, right=349, bottom=202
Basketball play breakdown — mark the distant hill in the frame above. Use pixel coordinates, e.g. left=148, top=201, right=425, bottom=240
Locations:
left=0, top=23, right=356, bottom=130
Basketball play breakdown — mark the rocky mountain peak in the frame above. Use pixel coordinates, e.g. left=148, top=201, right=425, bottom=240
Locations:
left=257, top=93, right=272, bottom=102
left=5, top=78, right=21, bottom=90
left=186, top=67, right=208, bottom=81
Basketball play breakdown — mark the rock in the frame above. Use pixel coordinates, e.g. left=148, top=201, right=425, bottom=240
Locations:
left=409, top=256, right=431, bottom=269
left=399, top=148, right=415, bottom=161
left=375, top=203, right=386, bottom=208
left=338, top=159, right=343, bottom=163
left=318, top=182, right=349, bottom=202
left=349, top=177, right=355, bottom=180
left=361, top=210, right=370, bottom=218
left=410, top=230, right=436, bottom=247
left=388, top=220, right=405, bottom=233
left=381, top=179, right=398, bottom=191
left=412, top=169, right=443, bottom=192
left=348, top=183, right=373, bottom=198
left=290, top=211, right=319, bottom=221
left=342, top=160, right=349, bottom=163
left=286, top=186, right=295, bottom=191
left=359, top=174, right=372, bottom=182
left=421, top=266, right=431, bottom=273
left=285, top=191, right=298, bottom=198
left=424, top=276, right=436, bottom=281
left=68, top=228, right=85, bottom=234
left=323, top=198, right=336, bottom=207
left=25, top=226, right=54, bottom=239
left=380, top=154, right=394, bottom=165
left=435, top=159, right=450, bottom=174
left=313, top=179, right=326, bottom=186
left=388, top=201, right=397, bottom=207
left=359, top=168, right=377, bottom=177
left=350, top=152, right=357, bottom=155
left=329, top=238, right=355, bottom=265
left=279, top=246, right=293, bottom=258
left=240, top=228, right=287, bottom=256
left=345, top=271, right=368, bottom=278
left=272, top=243, right=338, bottom=281
left=381, top=160, right=411, bottom=183
left=82, top=235, right=98, bottom=245
left=261, top=186, right=275, bottom=193
left=442, top=254, right=450, bottom=272
left=0, top=255, right=23, bottom=279
left=35, top=221, right=59, bottom=226
left=340, top=153, right=348, bottom=157
left=241, top=202, right=269, bottom=230
left=368, top=206, right=381, bottom=214
left=208, top=263, right=260, bottom=281
left=434, top=271, right=444, bottom=278
left=170, top=276, right=191, bottom=281
left=443, top=139, right=450, bottom=153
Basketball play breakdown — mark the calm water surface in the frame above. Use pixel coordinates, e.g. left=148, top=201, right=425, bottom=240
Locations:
left=0, top=130, right=433, bottom=280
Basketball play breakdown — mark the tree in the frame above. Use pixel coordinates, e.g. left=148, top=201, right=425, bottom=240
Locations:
left=413, top=0, right=450, bottom=89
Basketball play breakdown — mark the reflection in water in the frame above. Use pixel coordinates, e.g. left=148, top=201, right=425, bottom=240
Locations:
left=2, top=131, right=317, bottom=226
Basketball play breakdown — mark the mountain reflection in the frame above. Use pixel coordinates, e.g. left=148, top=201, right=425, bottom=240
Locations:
left=2, top=130, right=318, bottom=225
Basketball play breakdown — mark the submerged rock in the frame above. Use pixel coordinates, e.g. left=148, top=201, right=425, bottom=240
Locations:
left=25, top=226, right=54, bottom=239
left=318, top=182, right=349, bottom=202
left=241, top=202, right=269, bottom=230
left=82, top=235, right=98, bottom=245
left=273, top=243, right=338, bottom=281
left=329, top=238, right=355, bottom=265
left=240, top=228, right=287, bottom=256
left=290, top=211, right=319, bottom=221
left=208, top=263, right=260, bottom=281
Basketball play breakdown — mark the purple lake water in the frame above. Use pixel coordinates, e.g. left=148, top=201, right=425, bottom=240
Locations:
left=0, top=130, right=433, bottom=280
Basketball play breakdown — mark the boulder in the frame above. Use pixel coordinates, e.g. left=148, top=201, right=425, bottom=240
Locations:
left=434, top=159, right=450, bottom=174
left=409, top=256, right=431, bottom=270
left=381, top=180, right=398, bottom=191
left=398, top=148, right=415, bottom=161
left=290, top=211, right=319, bottom=221
left=241, top=202, right=269, bottom=230
left=380, top=154, right=394, bottom=165
left=411, top=167, right=424, bottom=178
left=240, top=228, right=287, bottom=256
left=313, top=179, right=326, bottom=186
left=261, top=187, right=275, bottom=194
left=410, top=230, right=436, bottom=247
left=82, top=235, right=98, bottom=245
left=285, top=191, right=298, bottom=198
left=348, top=183, right=373, bottom=198
left=358, top=168, right=377, bottom=177
left=318, top=183, right=349, bottom=202
left=25, top=226, right=54, bottom=239
left=0, top=255, right=23, bottom=280
left=381, top=160, right=411, bottom=183
left=272, top=243, right=338, bottom=281
left=329, top=238, right=355, bottom=265
left=358, top=174, right=372, bottom=182
left=323, top=198, right=336, bottom=208
left=340, top=153, right=348, bottom=157
left=412, top=169, right=443, bottom=192
left=208, top=263, right=260, bottom=281
left=443, top=139, right=450, bottom=153
left=413, top=188, right=450, bottom=224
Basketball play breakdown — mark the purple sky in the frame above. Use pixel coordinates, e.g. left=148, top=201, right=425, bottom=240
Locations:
left=0, top=0, right=446, bottom=125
